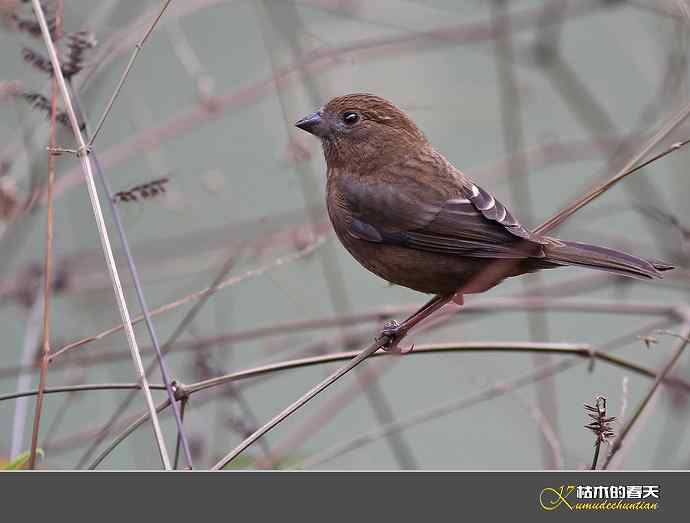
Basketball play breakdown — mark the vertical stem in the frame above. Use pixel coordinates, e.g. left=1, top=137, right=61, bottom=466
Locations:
left=28, top=0, right=62, bottom=469
left=30, top=0, right=171, bottom=469
left=67, top=83, right=194, bottom=468
left=591, top=440, right=601, bottom=470
left=173, top=397, right=188, bottom=470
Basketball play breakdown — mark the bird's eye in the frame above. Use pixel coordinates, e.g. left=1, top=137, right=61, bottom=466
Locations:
left=342, top=111, right=360, bottom=125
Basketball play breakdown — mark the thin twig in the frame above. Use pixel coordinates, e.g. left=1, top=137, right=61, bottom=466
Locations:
left=173, top=397, right=188, bottom=470
left=532, top=27, right=683, bottom=258
left=73, top=238, right=323, bottom=468
left=619, top=376, right=630, bottom=426
left=535, top=126, right=690, bottom=235
left=28, top=2, right=61, bottom=468
left=35, top=315, right=681, bottom=462
left=49, top=294, right=677, bottom=366
left=87, top=0, right=174, bottom=147
left=206, top=334, right=684, bottom=470
left=603, top=322, right=690, bottom=469
left=67, top=80, right=193, bottom=468
left=294, top=321, right=673, bottom=469
left=295, top=360, right=583, bottom=469
left=89, top=399, right=171, bottom=470
left=0, top=295, right=678, bottom=380
left=210, top=339, right=385, bottom=470
left=84, top=342, right=600, bottom=468
left=591, top=436, right=601, bottom=470
left=518, top=396, right=564, bottom=469
left=49, top=237, right=324, bottom=361
left=255, top=352, right=399, bottom=468
left=189, top=342, right=690, bottom=395
left=76, top=243, right=242, bottom=468
left=5, top=340, right=690, bottom=406
left=1, top=328, right=673, bottom=466
left=30, top=0, right=171, bottom=469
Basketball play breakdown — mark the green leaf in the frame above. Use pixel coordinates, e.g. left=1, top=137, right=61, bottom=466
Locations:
left=2, top=449, right=44, bottom=470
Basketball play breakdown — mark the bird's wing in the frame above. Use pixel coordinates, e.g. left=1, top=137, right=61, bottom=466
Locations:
left=340, top=166, right=548, bottom=259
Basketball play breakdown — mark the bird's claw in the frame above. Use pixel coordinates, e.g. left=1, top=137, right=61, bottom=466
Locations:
left=386, top=342, right=415, bottom=354
left=378, top=320, right=414, bottom=353
left=381, top=319, right=402, bottom=337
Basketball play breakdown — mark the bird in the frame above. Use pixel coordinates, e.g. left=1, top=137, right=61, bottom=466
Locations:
left=295, top=93, right=673, bottom=349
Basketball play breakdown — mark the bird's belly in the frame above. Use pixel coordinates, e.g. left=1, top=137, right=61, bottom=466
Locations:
left=337, top=232, right=480, bottom=295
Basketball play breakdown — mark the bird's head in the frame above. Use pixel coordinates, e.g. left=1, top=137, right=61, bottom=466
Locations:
left=295, top=93, right=427, bottom=170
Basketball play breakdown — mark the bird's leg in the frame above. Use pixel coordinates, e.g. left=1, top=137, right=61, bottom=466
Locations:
left=378, top=292, right=457, bottom=353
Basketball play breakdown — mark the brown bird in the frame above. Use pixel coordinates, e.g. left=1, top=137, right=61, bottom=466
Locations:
left=295, top=93, right=672, bottom=348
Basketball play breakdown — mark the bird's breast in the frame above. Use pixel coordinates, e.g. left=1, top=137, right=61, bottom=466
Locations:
left=325, top=172, right=483, bottom=294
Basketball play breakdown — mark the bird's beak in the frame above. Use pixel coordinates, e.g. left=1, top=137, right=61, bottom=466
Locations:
left=295, top=110, right=324, bottom=136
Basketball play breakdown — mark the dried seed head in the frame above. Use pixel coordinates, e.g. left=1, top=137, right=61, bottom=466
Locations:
left=62, top=30, right=97, bottom=79
left=9, top=1, right=59, bottom=39
left=22, top=46, right=53, bottom=75
left=15, top=90, right=71, bottom=128
left=113, top=177, right=169, bottom=204
left=585, top=395, right=616, bottom=445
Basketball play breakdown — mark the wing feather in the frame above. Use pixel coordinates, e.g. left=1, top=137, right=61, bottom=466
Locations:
left=336, top=151, right=545, bottom=259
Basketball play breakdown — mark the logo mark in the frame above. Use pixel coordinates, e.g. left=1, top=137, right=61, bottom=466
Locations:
left=539, top=485, right=576, bottom=511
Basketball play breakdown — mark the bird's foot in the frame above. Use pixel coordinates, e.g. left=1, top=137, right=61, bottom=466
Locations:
left=380, top=319, right=402, bottom=337
left=377, top=320, right=414, bottom=354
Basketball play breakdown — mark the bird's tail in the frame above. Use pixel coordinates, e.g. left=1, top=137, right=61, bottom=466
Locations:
left=544, top=240, right=673, bottom=280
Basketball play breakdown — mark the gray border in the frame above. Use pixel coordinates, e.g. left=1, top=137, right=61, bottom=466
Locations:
left=1, top=471, right=685, bottom=520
